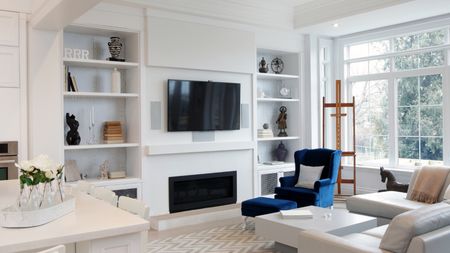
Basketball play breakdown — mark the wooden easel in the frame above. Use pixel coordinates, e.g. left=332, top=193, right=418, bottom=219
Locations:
left=322, top=80, right=357, bottom=195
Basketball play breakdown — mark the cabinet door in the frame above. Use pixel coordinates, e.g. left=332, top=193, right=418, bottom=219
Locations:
left=89, top=232, right=143, bottom=253
left=0, top=88, right=20, bottom=140
left=0, top=47, right=19, bottom=87
left=257, top=169, right=280, bottom=196
left=0, top=11, right=18, bottom=46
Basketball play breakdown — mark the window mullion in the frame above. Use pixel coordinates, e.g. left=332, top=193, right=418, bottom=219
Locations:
left=417, top=76, right=422, bottom=162
left=389, top=76, right=398, bottom=167
left=443, top=66, right=450, bottom=166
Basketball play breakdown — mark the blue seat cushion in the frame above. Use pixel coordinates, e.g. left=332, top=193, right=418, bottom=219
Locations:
left=241, top=197, right=297, bottom=217
left=274, top=187, right=318, bottom=202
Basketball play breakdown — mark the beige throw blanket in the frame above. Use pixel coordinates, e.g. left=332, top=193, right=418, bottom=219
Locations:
left=410, top=166, right=450, bottom=204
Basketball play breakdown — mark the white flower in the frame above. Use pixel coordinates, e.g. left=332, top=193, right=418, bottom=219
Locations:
left=15, top=160, right=34, bottom=172
left=31, top=155, right=54, bottom=172
left=45, top=170, right=55, bottom=179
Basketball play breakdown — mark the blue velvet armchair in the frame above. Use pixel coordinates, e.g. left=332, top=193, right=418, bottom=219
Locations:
left=274, top=148, right=342, bottom=208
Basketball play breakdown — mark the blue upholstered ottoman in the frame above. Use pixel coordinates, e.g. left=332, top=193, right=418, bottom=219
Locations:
left=241, top=197, right=297, bottom=218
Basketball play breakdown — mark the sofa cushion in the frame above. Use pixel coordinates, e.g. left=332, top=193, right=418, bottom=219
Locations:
left=347, top=191, right=429, bottom=219
left=241, top=197, right=297, bottom=217
left=343, top=233, right=382, bottom=249
left=274, top=187, right=318, bottom=202
left=362, top=224, right=389, bottom=239
left=295, top=164, right=324, bottom=189
left=379, top=203, right=450, bottom=253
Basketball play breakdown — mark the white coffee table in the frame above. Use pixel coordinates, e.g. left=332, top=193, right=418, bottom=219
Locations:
left=255, top=205, right=377, bottom=253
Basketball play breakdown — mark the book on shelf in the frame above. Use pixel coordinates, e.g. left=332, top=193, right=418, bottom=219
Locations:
left=257, top=128, right=274, bottom=138
left=70, top=75, right=79, bottom=92
left=279, top=209, right=313, bottom=219
left=103, top=121, right=124, bottom=144
left=66, top=72, right=79, bottom=92
left=104, top=140, right=125, bottom=144
left=105, top=121, right=122, bottom=126
left=64, top=66, right=68, bottom=91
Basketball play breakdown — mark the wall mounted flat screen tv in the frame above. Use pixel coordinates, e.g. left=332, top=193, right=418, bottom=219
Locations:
left=168, top=79, right=241, bottom=131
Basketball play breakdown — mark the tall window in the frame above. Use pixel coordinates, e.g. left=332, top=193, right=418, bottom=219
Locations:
left=343, top=28, right=448, bottom=168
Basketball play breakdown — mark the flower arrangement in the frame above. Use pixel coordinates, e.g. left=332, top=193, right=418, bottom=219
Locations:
left=15, top=155, right=64, bottom=210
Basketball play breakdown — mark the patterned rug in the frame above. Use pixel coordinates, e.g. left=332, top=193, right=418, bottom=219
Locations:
left=147, top=223, right=278, bottom=253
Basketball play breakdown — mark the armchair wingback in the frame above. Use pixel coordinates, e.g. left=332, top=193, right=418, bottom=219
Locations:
left=274, top=148, right=342, bottom=208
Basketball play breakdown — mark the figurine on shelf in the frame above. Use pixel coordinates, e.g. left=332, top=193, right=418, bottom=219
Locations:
left=258, top=57, right=269, bottom=73
left=275, top=141, right=288, bottom=161
left=108, top=37, right=125, bottom=62
left=66, top=113, right=81, bottom=145
left=276, top=106, right=288, bottom=137
left=99, top=160, right=110, bottom=180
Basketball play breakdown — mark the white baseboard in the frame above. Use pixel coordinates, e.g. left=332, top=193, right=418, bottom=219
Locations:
left=150, top=204, right=241, bottom=231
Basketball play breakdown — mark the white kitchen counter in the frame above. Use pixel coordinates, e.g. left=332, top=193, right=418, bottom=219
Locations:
left=0, top=180, right=149, bottom=253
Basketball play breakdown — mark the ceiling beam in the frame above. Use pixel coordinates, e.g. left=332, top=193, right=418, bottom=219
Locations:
left=30, top=0, right=102, bottom=30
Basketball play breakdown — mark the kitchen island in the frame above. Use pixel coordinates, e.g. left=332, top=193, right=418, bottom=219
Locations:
left=0, top=180, right=149, bottom=253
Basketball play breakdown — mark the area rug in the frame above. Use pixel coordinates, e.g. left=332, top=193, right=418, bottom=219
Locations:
left=147, top=223, right=278, bottom=253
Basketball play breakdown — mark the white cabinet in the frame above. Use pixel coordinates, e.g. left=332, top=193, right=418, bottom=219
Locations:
left=254, top=48, right=301, bottom=197
left=0, top=88, right=20, bottom=140
left=62, top=25, right=142, bottom=192
left=255, top=163, right=295, bottom=197
left=0, top=46, right=19, bottom=87
left=0, top=11, right=18, bottom=46
left=78, top=232, right=144, bottom=253
left=255, top=163, right=295, bottom=196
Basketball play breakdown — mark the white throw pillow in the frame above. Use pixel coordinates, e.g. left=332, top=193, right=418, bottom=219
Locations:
left=295, top=164, right=324, bottom=189
left=379, top=203, right=450, bottom=253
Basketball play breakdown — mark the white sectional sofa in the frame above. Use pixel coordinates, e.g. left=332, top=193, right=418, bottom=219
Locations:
left=347, top=168, right=450, bottom=223
left=298, top=203, right=450, bottom=253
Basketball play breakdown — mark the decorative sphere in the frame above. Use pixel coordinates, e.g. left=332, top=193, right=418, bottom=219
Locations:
left=263, top=123, right=269, bottom=129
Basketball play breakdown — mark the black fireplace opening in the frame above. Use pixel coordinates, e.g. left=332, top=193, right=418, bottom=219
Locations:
left=169, top=171, right=237, bottom=213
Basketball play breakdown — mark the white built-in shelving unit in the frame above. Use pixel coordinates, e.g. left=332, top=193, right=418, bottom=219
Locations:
left=254, top=48, right=301, bottom=197
left=62, top=25, right=143, bottom=198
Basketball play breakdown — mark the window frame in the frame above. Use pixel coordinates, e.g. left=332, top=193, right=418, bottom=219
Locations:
left=335, top=20, right=450, bottom=169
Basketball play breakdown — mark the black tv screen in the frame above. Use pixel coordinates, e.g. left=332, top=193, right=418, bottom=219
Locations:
left=168, top=79, right=241, bottom=131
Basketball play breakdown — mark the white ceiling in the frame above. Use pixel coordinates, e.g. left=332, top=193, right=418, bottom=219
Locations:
left=111, top=0, right=450, bottom=37
left=298, top=0, right=450, bottom=36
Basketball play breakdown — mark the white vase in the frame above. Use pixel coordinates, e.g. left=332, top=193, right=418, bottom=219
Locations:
left=111, top=68, right=121, bottom=93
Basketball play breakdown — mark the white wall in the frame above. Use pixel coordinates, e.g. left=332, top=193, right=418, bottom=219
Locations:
left=28, top=28, right=64, bottom=161
left=0, top=0, right=32, bottom=13
left=340, top=166, right=413, bottom=194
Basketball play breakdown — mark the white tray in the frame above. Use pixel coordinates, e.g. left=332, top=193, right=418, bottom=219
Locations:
left=0, top=195, right=75, bottom=228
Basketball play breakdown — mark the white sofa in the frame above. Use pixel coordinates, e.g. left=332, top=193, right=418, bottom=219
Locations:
left=347, top=168, right=450, bottom=222
left=298, top=203, right=450, bottom=253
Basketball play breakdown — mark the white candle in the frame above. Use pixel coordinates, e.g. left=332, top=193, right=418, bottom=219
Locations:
left=91, top=107, right=95, bottom=126
left=89, top=108, right=92, bottom=127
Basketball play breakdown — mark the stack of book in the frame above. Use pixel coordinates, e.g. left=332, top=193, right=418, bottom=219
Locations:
left=103, top=121, right=124, bottom=144
left=258, top=128, right=274, bottom=138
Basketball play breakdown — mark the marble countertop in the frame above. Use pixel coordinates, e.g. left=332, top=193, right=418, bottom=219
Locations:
left=0, top=180, right=149, bottom=253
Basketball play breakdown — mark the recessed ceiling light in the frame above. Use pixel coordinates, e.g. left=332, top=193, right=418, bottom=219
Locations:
left=333, top=23, right=339, bottom=28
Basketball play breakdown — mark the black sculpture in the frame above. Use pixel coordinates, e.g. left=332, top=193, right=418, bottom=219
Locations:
left=276, top=106, right=288, bottom=137
left=380, top=167, right=409, bottom=193
left=66, top=113, right=81, bottom=145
